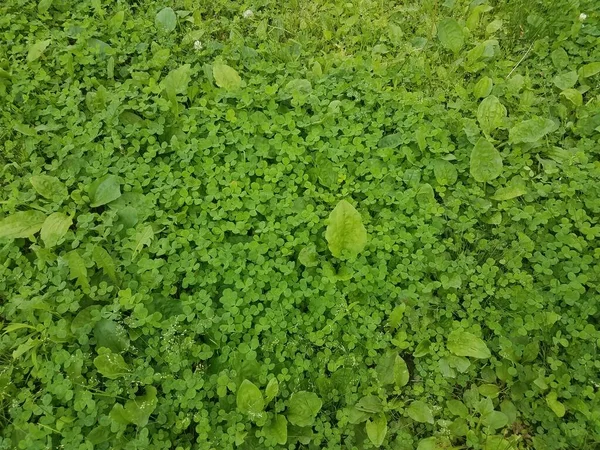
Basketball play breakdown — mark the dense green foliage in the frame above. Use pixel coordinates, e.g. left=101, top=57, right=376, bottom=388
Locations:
left=1, top=0, right=599, bottom=449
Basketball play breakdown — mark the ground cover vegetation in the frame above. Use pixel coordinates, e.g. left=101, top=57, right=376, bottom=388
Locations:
left=0, top=0, right=599, bottom=448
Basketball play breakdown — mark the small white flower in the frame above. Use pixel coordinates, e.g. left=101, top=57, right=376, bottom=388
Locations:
left=193, top=40, right=202, bottom=51
left=579, top=13, right=587, bottom=21
left=242, top=9, right=254, bottom=19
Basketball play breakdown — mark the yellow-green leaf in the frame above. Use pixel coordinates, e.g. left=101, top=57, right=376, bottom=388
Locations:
left=40, top=212, right=72, bottom=248
left=213, top=63, right=241, bottom=91
left=470, top=138, right=503, bottom=183
left=325, top=200, right=368, bottom=259
left=27, top=39, right=51, bottom=62
left=30, top=174, right=68, bottom=201
left=366, top=413, right=387, bottom=447
left=0, top=211, right=46, bottom=239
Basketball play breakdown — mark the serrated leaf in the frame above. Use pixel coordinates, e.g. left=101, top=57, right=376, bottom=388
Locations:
left=92, top=245, right=117, bottom=282
left=213, top=63, right=241, bottom=91
left=40, top=212, right=72, bottom=248
left=366, top=413, right=387, bottom=447
left=94, top=319, right=129, bottom=353
left=407, top=401, right=434, bottom=424
left=287, top=391, right=322, bottom=427
left=263, top=415, right=287, bottom=445
left=509, top=117, right=558, bottom=144
left=437, top=18, right=464, bottom=53
left=553, top=71, right=578, bottom=90
left=477, top=95, right=506, bottom=134
left=64, top=250, right=89, bottom=289
left=155, top=7, right=177, bottom=32
left=473, top=76, right=493, bottom=98
left=89, top=175, right=121, bottom=207
left=325, top=200, right=367, bottom=259
left=30, top=175, right=68, bottom=201
left=27, top=39, right=51, bottom=62
left=388, top=303, right=405, bottom=329
left=94, top=352, right=130, bottom=379
left=447, top=330, right=491, bottom=359
left=131, top=224, right=154, bottom=259
left=470, top=138, right=503, bottom=183
left=0, top=211, right=46, bottom=239
left=237, top=379, right=265, bottom=418
left=265, top=378, right=279, bottom=403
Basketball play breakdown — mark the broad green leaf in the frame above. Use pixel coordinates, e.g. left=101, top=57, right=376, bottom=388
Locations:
left=546, top=391, right=565, bottom=417
left=470, top=138, right=502, bottom=183
left=485, top=19, right=503, bottom=35
left=416, top=183, right=435, bottom=206
left=89, top=175, right=121, bottom=207
left=131, top=224, right=154, bottom=259
left=285, top=79, right=312, bottom=96
left=64, top=250, right=89, bottom=289
left=298, top=244, right=319, bottom=267
left=477, top=95, right=506, bottom=134
left=578, top=62, right=600, bottom=79
left=433, top=159, right=457, bottom=185
left=407, top=401, right=434, bottom=424
left=109, top=11, right=125, bottom=31
left=265, top=378, right=279, bottom=403
left=38, top=0, right=53, bottom=13
left=40, top=212, right=72, bottom=248
left=161, top=64, right=191, bottom=102
left=94, top=319, right=129, bottom=353
left=92, top=245, right=117, bottom=282
left=237, top=379, right=265, bottom=418
left=94, top=352, right=130, bottom=379
left=286, top=391, right=322, bottom=427
left=356, top=395, right=383, bottom=413
left=27, top=39, right=51, bottom=62
left=213, top=63, right=241, bottom=91
left=437, top=18, right=464, bottom=53
left=551, top=48, right=569, bottom=68
left=325, top=200, right=367, bottom=259
left=466, top=4, right=492, bottom=30
left=347, top=406, right=370, bottom=424
left=121, top=386, right=158, bottom=427
left=414, top=340, right=431, bottom=357
left=560, top=88, right=583, bottom=107
left=492, top=176, right=527, bottom=201
left=447, top=399, right=469, bottom=418
left=415, top=126, right=427, bottom=150
left=30, top=175, right=67, bottom=201
left=509, top=117, right=558, bottom=144
left=394, top=355, right=410, bottom=387
left=0, top=211, right=46, bottom=239
left=71, top=306, right=100, bottom=334
left=378, top=133, right=403, bottom=149
left=482, top=410, right=508, bottom=429
left=553, top=71, right=578, bottom=90
left=155, top=7, right=177, bottom=32
left=447, top=330, right=491, bottom=359
left=479, top=384, right=500, bottom=398
left=87, top=426, right=111, bottom=445
left=473, top=76, right=493, bottom=98
left=366, top=413, right=387, bottom=447
left=263, top=415, right=287, bottom=445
